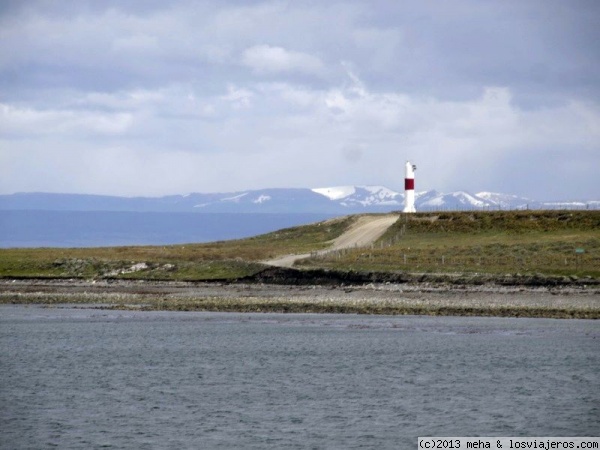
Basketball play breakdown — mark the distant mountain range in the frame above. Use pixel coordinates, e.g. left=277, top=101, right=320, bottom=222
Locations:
left=0, top=187, right=598, bottom=213
left=2, top=187, right=597, bottom=247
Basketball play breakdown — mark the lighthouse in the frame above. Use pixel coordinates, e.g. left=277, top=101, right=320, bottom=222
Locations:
left=403, top=161, right=416, bottom=213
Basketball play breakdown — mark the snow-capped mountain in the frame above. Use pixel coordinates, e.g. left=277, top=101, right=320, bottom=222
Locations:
left=415, top=190, right=489, bottom=209
left=413, top=190, right=532, bottom=210
left=312, top=186, right=401, bottom=207
left=475, top=192, right=533, bottom=210
left=0, top=187, right=597, bottom=213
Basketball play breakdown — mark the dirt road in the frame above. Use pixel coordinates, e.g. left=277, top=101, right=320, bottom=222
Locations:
left=264, top=214, right=399, bottom=268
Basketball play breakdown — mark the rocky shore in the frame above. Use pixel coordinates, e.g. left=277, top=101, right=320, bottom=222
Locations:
left=1, top=272, right=599, bottom=319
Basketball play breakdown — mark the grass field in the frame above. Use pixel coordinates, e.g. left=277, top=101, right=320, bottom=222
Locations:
left=0, top=215, right=356, bottom=280
left=0, top=211, right=598, bottom=281
left=298, top=211, right=600, bottom=277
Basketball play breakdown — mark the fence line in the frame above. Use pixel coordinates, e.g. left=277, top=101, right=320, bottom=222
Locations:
left=309, top=249, right=598, bottom=271
left=413, top=204, right=600, bottom=212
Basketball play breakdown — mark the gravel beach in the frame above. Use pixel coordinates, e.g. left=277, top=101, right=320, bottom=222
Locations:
left=1, top=278, right=598, bottom=319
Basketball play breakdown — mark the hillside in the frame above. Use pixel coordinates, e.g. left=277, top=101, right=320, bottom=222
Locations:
left=0, top=215, right=356, bottom=280
left=0, top=210, right=598, bottom=282
left=297, top=211, right=600, bottom=279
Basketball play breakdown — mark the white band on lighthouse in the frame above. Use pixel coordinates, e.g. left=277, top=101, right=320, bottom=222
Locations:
left=403, top=161, right=416, bottom=213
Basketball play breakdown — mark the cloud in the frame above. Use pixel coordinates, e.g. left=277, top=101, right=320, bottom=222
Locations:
left=0, top=103, right=133, bottom=137
left=220, top=85, right=254, bottom=109
left=0, top=0, right=598, bottom=201
left=68, top=90, right=164, bottom=113
left=242, top=45, right=325, bottom=76
left=341, top=144, right=364, bottom=163
left=2, top=72, right=598, bottom=199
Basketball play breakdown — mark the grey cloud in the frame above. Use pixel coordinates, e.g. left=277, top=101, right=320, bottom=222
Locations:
left=0, top=0, right=598, bottom=200
left=341, top=144, right=364, bottom=163
left=4, top=1, right=597, bottom=102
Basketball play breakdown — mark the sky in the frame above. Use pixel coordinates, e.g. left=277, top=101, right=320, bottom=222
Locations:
left=1, top=0, right=599, bottom=201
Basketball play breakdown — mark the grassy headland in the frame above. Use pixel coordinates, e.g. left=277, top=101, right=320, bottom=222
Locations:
left=0, top=211, right=598, bottom=282
left=298, top=210, right=600, bottom=279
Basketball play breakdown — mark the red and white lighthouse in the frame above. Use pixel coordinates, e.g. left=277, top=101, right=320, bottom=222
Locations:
left=403, top=161, right=416, bottom=213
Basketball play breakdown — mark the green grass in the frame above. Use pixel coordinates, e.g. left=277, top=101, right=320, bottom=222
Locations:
left=298, top=211, right=600, bottom=277
left=0, top=215, right=357, bottom=280
left=1, top=211, right=599, bottom=280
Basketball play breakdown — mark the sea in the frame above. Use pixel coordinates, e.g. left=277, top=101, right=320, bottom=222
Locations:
left=0, top=211, right=335, bottom=247
left=1, top=306, right=598, bottom=449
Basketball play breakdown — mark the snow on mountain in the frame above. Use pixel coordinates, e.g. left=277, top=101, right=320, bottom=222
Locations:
left=340, top=186, right=401, bottom=207
left=313, top=185, right=401, bottom=207
left=360, top=186, right=401, bottom=204
left=188, top=188, right=336, bottom=213
left=1, top=188, right=597, bottom=213
left=313, top=186, right=517, bottom=210
left=540, top=201, right=596, bottom=209
left=476, top=192, right=532, bottom=209
left=311, top=186, right=356, bottom=200
left=411, top=190, right=542, bottom=210
left=415, top=190, right=489, bottom=209
left=414, top=190, right=438, bottom=202
left=453, top=191, right=488, bottom=207
left=219, top=192, right=248, bottom=203
left=252, top=195, right=271, bottom=204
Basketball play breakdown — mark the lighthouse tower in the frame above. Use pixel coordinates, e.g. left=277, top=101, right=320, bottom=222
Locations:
left=403, top=161, right=416, bottom=213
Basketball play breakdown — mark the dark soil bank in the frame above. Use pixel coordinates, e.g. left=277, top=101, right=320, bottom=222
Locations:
left=242, top=266, right=599, bottom=288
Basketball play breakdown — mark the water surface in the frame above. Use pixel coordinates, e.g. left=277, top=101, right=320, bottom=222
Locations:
left=0, top=211, right=334, bottom=247
left=1, top=306, right=598, bottom=449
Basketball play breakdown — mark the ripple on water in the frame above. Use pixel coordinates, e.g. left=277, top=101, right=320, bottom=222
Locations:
left=1, top=306, right=598, bottom=449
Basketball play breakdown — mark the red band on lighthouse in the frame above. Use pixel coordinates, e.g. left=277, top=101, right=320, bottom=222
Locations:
left=405, top=179, right=414, bottom=190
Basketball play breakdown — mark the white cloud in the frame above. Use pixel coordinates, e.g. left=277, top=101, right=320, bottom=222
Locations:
left=2, top=74, right=598, bottom=198
left=0, top=1, right=598, bottom=200
left=0, top=103, right=133, bottom=136
left=79, top=89, right=165, bottom=110
left=242, top=45, right=324, bottom=75
left=220, top=85, right=254, bottom=109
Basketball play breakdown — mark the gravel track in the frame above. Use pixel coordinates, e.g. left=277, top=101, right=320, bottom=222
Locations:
left=264, top=214, right=399, bottom=268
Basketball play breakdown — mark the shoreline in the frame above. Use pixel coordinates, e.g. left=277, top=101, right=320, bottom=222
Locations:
left=1, top=278, right=599, bottom=319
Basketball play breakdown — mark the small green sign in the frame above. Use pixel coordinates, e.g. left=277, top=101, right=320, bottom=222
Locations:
left=575, top=248, right=585, bottom=254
